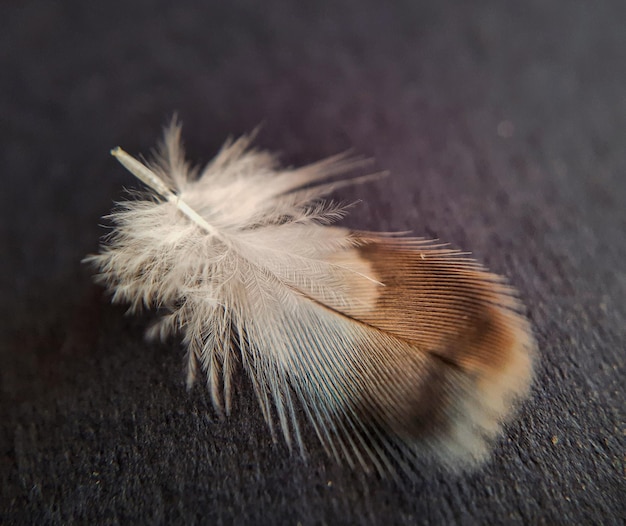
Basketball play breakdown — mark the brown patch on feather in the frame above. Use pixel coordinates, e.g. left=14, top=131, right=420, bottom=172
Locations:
left=329, top=237, right=535, bottom=463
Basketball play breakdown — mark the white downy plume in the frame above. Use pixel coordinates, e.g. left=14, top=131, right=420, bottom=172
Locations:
left=86, top=121, right=535, bottom=474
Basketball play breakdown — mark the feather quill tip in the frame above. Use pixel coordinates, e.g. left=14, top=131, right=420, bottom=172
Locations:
left=88, top=122, right=536, bottom=475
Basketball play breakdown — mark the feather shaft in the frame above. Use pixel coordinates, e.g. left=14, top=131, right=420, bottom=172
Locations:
left=111, top=147, right=221, bottom=238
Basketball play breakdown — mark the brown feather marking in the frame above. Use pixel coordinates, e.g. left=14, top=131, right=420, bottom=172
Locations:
left=357, top=241, right=532, bottom=379
left=325, top=237, right=535, bottom=462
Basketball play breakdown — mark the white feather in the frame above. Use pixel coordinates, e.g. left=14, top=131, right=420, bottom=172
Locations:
left=87, top=121, right=535, bottom=474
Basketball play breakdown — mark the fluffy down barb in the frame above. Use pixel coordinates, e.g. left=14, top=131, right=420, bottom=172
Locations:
left=86, top=121, right=536, bottom=475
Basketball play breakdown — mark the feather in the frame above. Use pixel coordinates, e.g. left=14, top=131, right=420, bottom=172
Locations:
left=86, top=121, right=535, bottom=474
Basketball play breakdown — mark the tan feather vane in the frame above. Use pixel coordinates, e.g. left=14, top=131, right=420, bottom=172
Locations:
left=87, top=121, right=535, bottom=474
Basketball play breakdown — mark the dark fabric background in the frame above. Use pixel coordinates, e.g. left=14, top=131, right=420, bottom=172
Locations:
left=1, top=1, right=624, bottom=524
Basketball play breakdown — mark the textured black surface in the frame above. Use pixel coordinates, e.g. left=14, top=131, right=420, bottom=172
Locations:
left=1, top=1, right=625, bottom=524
